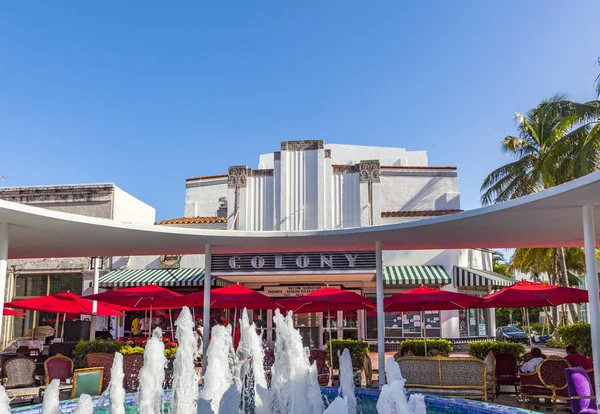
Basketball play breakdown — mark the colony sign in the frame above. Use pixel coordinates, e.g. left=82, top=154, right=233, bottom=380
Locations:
left=211, top=251, right=376, bottom=274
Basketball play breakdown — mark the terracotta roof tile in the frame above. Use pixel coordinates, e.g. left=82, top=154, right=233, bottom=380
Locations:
left=155, top=217, right=227, bottom=225
left=185, top=174, right=228, bottom=182
left=381, top=209, right=463, bottom=217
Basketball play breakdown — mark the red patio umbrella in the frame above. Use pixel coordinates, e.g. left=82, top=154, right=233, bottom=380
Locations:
left=383, top=286, right=482, bottom=354
left=181, top=284, right=283, bottom=339
left=279, top=287, right=375, bottom=372
left=3, top=308, right=26, bottom=316
left=6, top=292, right=125, bottom=316
left=85, top=285, right=184, bottom=336
left=479, top=281, right=590, bottom=335
left=6, top=292, right=125, bottom=339
left=479, top=281, right=589, bottom=308
left=383, top=286, right=482, bottom=312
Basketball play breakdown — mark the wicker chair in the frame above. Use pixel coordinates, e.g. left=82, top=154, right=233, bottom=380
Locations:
left=483, top=351, right=496, bottom=402
left=44, top=353, right=74, bottom=385
left=495, top=353, right=520, bottom=397
left=521, top=356, right=571, bottom=414
left=2, top=357, right=40, bottom=402
left=565, top=366, right=596, bottom=414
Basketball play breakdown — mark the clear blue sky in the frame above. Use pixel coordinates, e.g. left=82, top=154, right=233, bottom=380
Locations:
left=1, top=2, right=599, bottom=221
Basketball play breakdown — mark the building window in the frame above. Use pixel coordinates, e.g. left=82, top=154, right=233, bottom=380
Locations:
left=12, top=273, right=83, bottom=339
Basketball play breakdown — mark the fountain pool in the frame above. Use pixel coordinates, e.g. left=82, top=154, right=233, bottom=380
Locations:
left=7, top=389, right=536, bottom=414
left=4, top=308, right=536, bottom=413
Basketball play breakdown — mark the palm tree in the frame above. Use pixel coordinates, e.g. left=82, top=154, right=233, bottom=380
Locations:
left=492, top=250, right=511, bottom=276
left=481, top=95, right=600, bottom=323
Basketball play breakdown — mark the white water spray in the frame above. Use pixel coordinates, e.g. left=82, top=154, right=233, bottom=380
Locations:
left=337, top=349, right=357, bottom=414
left=237, top=308, right=271, bottom=414
left=109, top=352, right=126, bottom=414
left=270, top=309, right=324, bottom=414
left=73, top=394, right=94, bottom=414
left=199, top=324, right=239, bottom=413
left=41, top=379, right=61, bottom=414
left=171, top=307, right=199, bottom=413
left=138, top=328, right=166, bottom=414
left=0, top=385, right=10, bottom=414
left=376, top=357, right=426, bottom=414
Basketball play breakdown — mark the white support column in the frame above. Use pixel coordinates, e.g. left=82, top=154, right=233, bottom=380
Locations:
left=202, top=244, right=212, bottom=374
left=375, top=240, right=385, bottom=387
left=0, top=223, right=8, bottom=336
left=90, top=257, right=100, bottom=340
left=582, top=205, right=600, bottom=405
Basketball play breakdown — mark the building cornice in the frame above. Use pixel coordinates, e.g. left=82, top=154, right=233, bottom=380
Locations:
left=382, top=209, right=463, bottom=217
left=281, top=140, right=324, bottom=151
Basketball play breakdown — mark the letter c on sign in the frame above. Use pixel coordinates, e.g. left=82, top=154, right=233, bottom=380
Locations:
left=229, top=256, right=241, bottom=269
left=296, top=255, right=310, bottom=268
left=251, top=256, right=265, bottom=269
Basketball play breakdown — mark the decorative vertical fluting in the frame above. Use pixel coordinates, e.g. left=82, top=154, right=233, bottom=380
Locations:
left=359, top=160, right=381, bottom=226
left=228, top=166, right=249, bottom=230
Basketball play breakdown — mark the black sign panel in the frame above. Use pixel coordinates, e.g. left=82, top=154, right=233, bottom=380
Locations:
left=211, top=251, right=376, bottom=274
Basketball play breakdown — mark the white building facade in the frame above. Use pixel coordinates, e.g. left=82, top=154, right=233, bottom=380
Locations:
left=101, top=140, right=512, bottom=350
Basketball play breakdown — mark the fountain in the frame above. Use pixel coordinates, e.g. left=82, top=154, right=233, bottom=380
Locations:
left=0, top=385, right=10, bottom=414
left=108, top=353, right=125, bottom=414
left=137, top=328, right=166, bottom=414
left=41, top=380, right=61, bottom=414
left=6, top=306, right=529, bottom=414
left=73, top=395, right=94, bottom=414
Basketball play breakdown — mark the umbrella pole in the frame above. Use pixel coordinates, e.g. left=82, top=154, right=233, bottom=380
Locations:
left=169, top=308, right=174, bottom=338
left=232, top=306, right=238, bottom=342
left=149, top=302, right=153, bottom=337
left=328, top=304, right=333, bottom=383
left=54, top=312, right=59, bottom=335
left=61, top=313, right=66, bottom=340
left=422, top=304, right=427, bottom=356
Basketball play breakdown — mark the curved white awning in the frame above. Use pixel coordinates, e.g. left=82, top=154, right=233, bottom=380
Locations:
left=1, top=171, right=600, bottom=258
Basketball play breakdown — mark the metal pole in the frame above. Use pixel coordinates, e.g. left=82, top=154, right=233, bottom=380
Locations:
left=375, top=241, right=385, bottom=387
left=328, top=304, right=333, bottom=382
left=90, top=257, right=100, bottom=340
left=422, top=304, right=427, bottom=356
left=0, top=223, right=8, bottom=335
left=202, top=244, right=212, bottom=374
left=169, top=308, right=174, bottom=338
left=582, top=205, right=600, bottom=405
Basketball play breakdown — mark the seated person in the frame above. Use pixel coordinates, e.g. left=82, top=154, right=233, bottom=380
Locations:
left=521, top=347, right=544, bottom=373
left=565, top=345, right=593, bottom=370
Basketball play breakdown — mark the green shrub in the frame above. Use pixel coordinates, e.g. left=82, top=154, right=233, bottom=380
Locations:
left=325, top=339, right=369, bottom=370
left=398, top=339, right=453, bottom=357
left=546, top=339, right=563, bottom=348
left=468, top=341, right=525, bottom=361
left=73, top=339, right=122, bottom=368
left=557, top=322, right=592, bottom=358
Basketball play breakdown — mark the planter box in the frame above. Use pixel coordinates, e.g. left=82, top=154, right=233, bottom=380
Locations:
left=87, top=353, right=145, bottom=393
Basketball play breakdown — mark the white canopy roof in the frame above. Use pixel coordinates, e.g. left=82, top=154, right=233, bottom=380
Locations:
left=2, top=171, right=600, bottom=258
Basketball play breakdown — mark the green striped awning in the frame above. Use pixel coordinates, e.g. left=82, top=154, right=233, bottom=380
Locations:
left=99, top=268, right=228, bottom=288
left=453, top=266, right=515, bottom=287
left=384, top=265, right=451, bottom=285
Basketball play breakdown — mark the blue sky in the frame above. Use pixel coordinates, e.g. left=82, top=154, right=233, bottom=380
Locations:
left=1, top=2, right=599, bottom=221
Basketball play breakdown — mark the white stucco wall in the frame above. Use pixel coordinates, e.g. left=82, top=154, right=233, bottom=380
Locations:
left=331, top=172, right=360, bottom=229
left=259, top=144, right=428, bottom=169
left=380, top=174, right=459, bottom=212
left=185, top=178, right=228, bottom=218
left=113, top=187, right=156, bottom=224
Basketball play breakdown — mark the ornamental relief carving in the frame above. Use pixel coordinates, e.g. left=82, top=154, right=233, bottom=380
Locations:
left=324, top=149, right=331, bottom=158
left=228, top=166, right=249, bottom=188
left=359, top=160, right=381, bottom=183
left=280, top=140, right=324, bottom=151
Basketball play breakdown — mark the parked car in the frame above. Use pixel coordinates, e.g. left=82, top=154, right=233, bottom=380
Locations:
left=496, top=326, right=528, bottom=343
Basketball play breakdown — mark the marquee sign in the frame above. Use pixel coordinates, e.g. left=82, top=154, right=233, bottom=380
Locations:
left=211, top=251, right=376, bottom=274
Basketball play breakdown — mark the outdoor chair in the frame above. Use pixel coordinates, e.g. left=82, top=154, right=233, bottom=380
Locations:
left=565, top=366, right=596, bottom=414
left=363, top=350, right=373, bottom=388
left=2, top=356, right=40, bottom=403
left=309, top=349, right=330, bottom=386
left=483, top=351, right=496, bottom=402
left=86, top=353, right=114, bottom=393
left=71, top=367, right=104, bottom=399
left=495, top=353, right=520, bottom=397
left=521, top=356, right=571, bottom=414
left=15, top=346, right=30, bottom=355
left=44, top=353, right=74, bottom=385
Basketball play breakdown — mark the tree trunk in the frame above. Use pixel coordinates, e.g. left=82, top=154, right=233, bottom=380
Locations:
left=552, top=249, right=559, bottom=326
left=558, top=247, right=579, bottom=323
